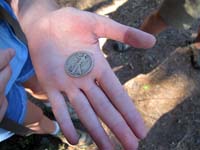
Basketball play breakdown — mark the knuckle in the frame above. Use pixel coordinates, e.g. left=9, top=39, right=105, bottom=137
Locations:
left=67, top=89, right=79, bottom=101
left=97, top=66, right=108, bottom=78
left=98, top=100, right=110, bottom=111
left=0, top=50, right=13, bottom=70
left=3, top=65, right=12, bottom=78
left=82, top=83, right=94, bottom=93
left=114, top=87, right=126, bottom=100
left=3, top=51, right=12, bottom=64
left=112, top=119, right=125, bottom=132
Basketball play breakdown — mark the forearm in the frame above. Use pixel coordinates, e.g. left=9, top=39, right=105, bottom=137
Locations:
left=9, top=0, right=59, bottom=34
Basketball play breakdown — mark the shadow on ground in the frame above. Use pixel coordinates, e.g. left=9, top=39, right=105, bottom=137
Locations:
left=140, top=94, right=200, bottom=150
left=124, top=47, right=200, bottom=150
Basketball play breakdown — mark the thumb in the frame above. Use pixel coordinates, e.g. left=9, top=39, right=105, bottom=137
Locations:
left=94, top=15, right=156, bottom=49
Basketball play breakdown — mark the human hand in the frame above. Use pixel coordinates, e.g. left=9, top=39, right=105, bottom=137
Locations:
left=25, top=7, right=156, bottom=149
left=0, top=49, right=15, bottom=122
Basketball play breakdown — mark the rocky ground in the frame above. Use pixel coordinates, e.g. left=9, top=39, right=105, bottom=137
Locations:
left=1, top=0, right=200, bottom=150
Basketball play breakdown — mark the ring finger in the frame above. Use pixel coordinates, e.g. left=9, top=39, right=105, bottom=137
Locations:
left=67, top=88, right=113, bottom=150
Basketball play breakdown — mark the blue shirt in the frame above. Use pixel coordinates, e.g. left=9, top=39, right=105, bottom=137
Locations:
left=0, top=0, right=29, bottom=142
left=0, top=0, right=28, bottom=95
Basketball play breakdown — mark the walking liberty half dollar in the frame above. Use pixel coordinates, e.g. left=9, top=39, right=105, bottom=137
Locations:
left=64, top=51, right=94, bottom=78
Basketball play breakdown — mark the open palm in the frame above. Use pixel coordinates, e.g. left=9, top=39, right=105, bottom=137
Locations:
left=26, top=7, right=156, bottom=149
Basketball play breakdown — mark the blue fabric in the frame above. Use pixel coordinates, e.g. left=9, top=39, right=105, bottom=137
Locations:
left=0, top=0, right=16, bottom=18
left=0, top=0, right=35, bottom=142
left=0, top=21, right=28, bottom=96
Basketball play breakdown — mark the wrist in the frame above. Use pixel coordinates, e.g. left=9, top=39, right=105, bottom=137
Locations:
left=9, top=0, right=59, bottom=34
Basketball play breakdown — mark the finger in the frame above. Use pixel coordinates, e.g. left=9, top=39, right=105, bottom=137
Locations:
left=0, top=65, right=12, bottom=93
left=0, top=49, right=15, bottom=70
left=94, top=15, right=156, bottom=49
left=47, top=90, right=79, bottom=145
left=98, top=65, right=147, bottom=139
left=0, top=96, right=8, bottom=122
left=84, top=81, right=139, bottom=150
left=67, top=89, right=113, bottom=150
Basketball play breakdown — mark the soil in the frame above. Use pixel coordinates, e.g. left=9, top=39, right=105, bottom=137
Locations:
left=1, top=0, right=200, bottom=150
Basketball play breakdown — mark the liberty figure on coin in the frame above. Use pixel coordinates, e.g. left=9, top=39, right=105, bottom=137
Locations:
left=65, top=51, right=94, bottom=78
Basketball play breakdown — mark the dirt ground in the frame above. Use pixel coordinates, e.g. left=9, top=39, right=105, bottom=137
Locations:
left=1, top=0, right=200, bottom=150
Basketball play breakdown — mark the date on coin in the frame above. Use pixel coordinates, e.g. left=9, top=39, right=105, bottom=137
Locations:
left=64, top=51, right=94, bottom=78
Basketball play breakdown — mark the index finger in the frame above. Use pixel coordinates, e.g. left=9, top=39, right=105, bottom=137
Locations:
left=97, top=61, right=147, bottom=139
left=94, top=15, right=156, bottom=49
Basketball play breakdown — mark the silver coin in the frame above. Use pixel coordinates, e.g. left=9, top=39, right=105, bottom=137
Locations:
left=64, top=51, right=94, bottom=78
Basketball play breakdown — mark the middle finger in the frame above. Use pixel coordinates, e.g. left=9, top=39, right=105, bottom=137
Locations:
left=83, top=80, right=139, bottom=150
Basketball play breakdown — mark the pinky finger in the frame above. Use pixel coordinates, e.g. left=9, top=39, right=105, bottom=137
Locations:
left=47, top=90, right=79, bottom=145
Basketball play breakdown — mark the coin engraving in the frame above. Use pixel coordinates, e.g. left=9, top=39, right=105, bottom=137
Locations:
left=65, top=51, right=94, bottom=77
